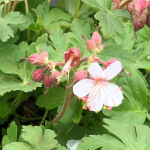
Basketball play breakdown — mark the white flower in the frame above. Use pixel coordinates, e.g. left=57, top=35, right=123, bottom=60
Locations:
left=66, top=140, right=82, bottom=150
left=73, top=61, right=123, bottom=112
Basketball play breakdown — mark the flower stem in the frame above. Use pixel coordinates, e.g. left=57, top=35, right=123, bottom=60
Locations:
left=40, top=110, right=49, bottom=125
left=7, top=0, right=11, bottom=13
left=24, top=0, right=29, bottom=13
left=13, top=92, right=29, bottom=108
left=73, top=0, right=81, bottom=19
left=4, top=2, right=7, bottom=16
left=118, top=0, right=133, bottom=9
left=51, top=87, right=70, bottom=125
left=12, top=0, right=17, bottom=11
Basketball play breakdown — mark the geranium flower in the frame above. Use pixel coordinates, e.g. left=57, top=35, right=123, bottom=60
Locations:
left=73, top=61, right=123, bottom=112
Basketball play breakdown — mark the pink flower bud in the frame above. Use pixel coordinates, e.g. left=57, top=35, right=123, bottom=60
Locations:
left=32, top=69, right=44, bottom=82
left=43, top=75, right=55, bottom=88
left=134, top=0, right=147, bottom=12
left=91, top=31, right=102, bottom=46
left=133, top=12, right=146, bottom=31
left=26, top=51, right=49, bottom=66
left=64, top=47, right=81, bottom=66
left=74, top=70, right=88, bottom=82
left=86, top=40, right=95, bottom=51
left=106, top=59, right=119, bottom=67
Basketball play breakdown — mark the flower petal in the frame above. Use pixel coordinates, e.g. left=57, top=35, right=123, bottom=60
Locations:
left=66, top=140, right=82, bottom=150
left=104, top=61, right=122, bottom=80
left=102, top=82, right=123, bottom=107
left=87, top=85, right=104, bottom=112
left=88, top=63, right=104, bottom=79
left=73, top=79, right=95, bottom=97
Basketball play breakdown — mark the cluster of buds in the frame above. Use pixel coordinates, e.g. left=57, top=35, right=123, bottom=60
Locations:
left=112, top=0, right=150, bottom=31
left=25, top=30, right=130, bottom=112
left=25, top=50, right=59, bottom=89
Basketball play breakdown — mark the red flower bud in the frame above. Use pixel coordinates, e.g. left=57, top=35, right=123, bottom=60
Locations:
left=32, top=69, right=44, bottom=82
left=26, top=51, right=49, bottom=66
left=43, top=75, right=55, bottom=88
left=74, top=70, right=88, bottom=82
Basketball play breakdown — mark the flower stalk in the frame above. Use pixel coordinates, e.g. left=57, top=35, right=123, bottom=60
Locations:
left=73, top=0, right=81, bottom=19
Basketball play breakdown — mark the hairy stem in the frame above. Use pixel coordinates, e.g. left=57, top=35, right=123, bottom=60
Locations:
left=40, top=110, right=49, bottom=125
left=24, top=0, right=29, bottom=13
left=73, top=0, right=81, bottom=19
left=7, top=0, right=12, bottom=13
left=12, top=0, right=17, bottom=11
left=51, top=87, right=70, bottom=125
left=118, top=0, right=133, bottom=9
left=4, top=2, right=7, bottom=15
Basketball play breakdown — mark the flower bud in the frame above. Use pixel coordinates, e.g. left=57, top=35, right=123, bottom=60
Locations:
left=43, top=75, right=55, bottom=88
left=86, top=40, right=95, bottom=51
left=32, top=69, right=44, bottom=82
left=134, top=0, right=147, bottom=12
left=74, top=70, right=88, bottom=82
left=26, top=51, right=49, bottom=66
left=91, top=31, right=102, bottom=45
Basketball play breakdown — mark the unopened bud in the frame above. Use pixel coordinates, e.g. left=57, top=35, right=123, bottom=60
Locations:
left=32, top=69, right=44, bottom=82
left=91, top=31, right=102, bottom=45
left=74, top=70, right=88, bottom=82
left=86, top=40, right=95, bottom=51
left=43, top=75, right=55, bottom=88
left=26, top=51, right=49, bottom=66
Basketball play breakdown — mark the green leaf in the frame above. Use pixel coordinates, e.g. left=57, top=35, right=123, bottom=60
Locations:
left=78, top=119, right=150, bottom=150
left=100, top=45, right=134, bottom=66
left=110, top=23, right=135, bottom=51
left=72, top=100, right=83, bottom=124
left=16, top=41, right=29, bottom=61
left=81, top=0, right=112, bottom=10
left=49, top=26, right=67, bottom=61
left=21, top=126, right=58, bottom=150
left=103, top=119, right=150, bottom=150
left=118, top=67, right=147, bottom=111
left=0, top=11, right=25, bottom=42
left=95, top=9, right=130, bottom=37
left=133, top=41, right=150, bottom=70
left=4, top=12, right=25, bottom=25
left=103, top=111, right=146, bottom=124
left=0, top=21, right=14, bottom=42
left=2, top=142, right=32, bottom=150
left=0, top=98, right=11, bottom=118
left=0, top=75, right=41, bottom=96
left=66, top=19, right=91, bottom=57
left=78, top=134, right=124, bottom=150
left=36, top=87, right=65, bottom=110
left=2, top=121, right=17, bottom=147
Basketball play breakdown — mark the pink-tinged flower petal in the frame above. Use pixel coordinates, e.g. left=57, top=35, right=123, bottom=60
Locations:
left=102, top=82, right=123, bottom=107
left=73, top=79, right=95, bottom=98
left=134, top=0, right=147, bottom=12
left=87, top=86, right=104, bottom=112
left=88, top=63, right=104, bottom=79
left=104, top=61, right=122, bottom=80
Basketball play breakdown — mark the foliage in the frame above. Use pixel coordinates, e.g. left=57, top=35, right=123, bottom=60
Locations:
left=0, top=0, right=150, bottom=150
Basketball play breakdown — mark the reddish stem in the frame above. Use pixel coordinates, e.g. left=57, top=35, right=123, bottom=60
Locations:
left=95, top=57, right=107, bottom=66
left=118, top=0, right=133, bottom=9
